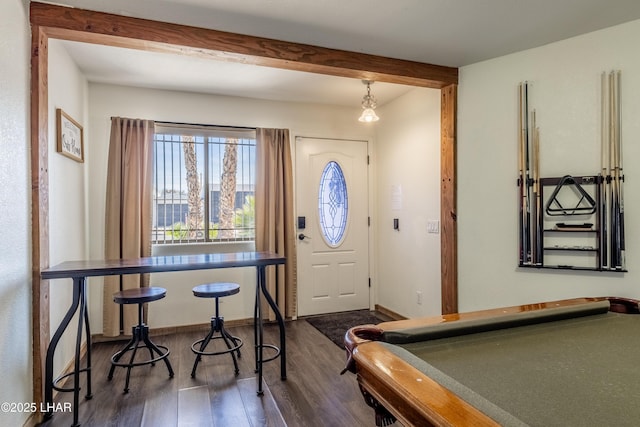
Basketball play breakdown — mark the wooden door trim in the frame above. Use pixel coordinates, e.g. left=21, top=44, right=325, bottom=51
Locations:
left=441, top=84, right=458, bottom=315
left=30, top=22, right=49, bottom=416
left=29, top=1, right=458, bottom=412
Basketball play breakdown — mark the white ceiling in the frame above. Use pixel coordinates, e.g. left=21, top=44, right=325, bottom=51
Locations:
left=49, top=0, right=640, bottom=106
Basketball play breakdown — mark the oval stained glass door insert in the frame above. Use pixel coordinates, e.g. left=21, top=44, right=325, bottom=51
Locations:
left=318, top=161, right=348, bottom=246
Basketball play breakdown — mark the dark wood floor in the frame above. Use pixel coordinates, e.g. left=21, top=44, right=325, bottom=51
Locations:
left=41, top=318, right=380, bottom=427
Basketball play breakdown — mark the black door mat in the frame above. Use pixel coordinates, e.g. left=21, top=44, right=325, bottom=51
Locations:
left=305, top=310, right=384, bottom=349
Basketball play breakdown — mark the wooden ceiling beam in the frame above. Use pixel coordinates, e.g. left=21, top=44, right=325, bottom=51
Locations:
left=30, top=2, right=457, bottom=89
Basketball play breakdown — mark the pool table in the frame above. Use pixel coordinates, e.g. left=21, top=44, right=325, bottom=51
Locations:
left=343, top=297, right=640, bottom=427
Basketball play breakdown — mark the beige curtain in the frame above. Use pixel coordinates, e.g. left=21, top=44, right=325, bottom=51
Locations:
left=103, top=117, right=154, bottom=337
left=255, top=128, right=297, bottom=319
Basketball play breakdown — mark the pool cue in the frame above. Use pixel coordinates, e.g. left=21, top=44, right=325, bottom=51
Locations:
left=609, top=71, right=621, bottom=269
left=530, top=109, right=541, bottom=265
left=533, top=117, right=544, bottom=265
left=616, top=71, right=625, bottom=270
left=525, top=82, right=532, bottom=265
left=608, top=71, right=617, bottom=269
left=613, top=70, right=625, bottom=269
left=599, top=72, right=608, bottom=269
left=529, top=108, right=537, bottom=265
left=519, top=82, right=532, bottom=265
left=518, top=83, right=526, bottom=265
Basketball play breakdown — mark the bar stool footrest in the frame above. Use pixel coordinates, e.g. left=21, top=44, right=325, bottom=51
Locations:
left=52, top=368, right=93, bottom=399
left=191, top=336, right=243, bottom=356
left=110, top=344, right=171, bottom=368
left=256, top=344, right=281, bottom=364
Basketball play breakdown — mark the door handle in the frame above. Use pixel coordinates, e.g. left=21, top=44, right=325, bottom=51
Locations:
left=298, top=233, right=311, bottom=241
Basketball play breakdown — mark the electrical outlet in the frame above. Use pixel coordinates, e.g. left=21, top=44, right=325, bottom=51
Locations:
left=416, top=291, right=423, bottom=305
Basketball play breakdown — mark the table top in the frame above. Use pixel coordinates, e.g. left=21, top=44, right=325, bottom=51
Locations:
left=41, top=251, right=285, bottom=280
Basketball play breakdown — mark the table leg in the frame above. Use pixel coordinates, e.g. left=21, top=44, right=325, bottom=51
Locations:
left=257, top=266, right=287, bottom=380
left=253, top=279, right=260, bottom=375
left=44, top=277, right=82, bottom=421
left=82, top=288, right=92, bottom=400
left=255, top=271, right=264, bottom=395
left=71, top=284, right=85, bottom=426
left=45, top=277, right=92, bottom=426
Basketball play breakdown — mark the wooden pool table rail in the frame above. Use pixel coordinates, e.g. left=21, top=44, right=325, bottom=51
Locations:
left=352, top=340, right=500, bottom=426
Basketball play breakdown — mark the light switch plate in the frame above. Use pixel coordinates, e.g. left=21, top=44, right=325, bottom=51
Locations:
left=427, top=220, right=440, bottom=234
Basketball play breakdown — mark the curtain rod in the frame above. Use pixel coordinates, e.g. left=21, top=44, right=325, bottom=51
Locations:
left=109, top=118, right=256, bottom=131
left=295, top=135, right=369, bottom=143
left=154, top=120, right=256, bottom=131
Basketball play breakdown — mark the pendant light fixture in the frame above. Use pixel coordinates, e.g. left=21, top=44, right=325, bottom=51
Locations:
left=358, top=80, right=380, bottom=122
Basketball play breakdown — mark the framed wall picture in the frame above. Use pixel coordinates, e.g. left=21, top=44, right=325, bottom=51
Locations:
left=56, top=108, right=84, bottom=162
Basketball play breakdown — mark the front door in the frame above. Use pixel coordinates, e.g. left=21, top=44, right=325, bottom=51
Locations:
left=295, top=137, right=370, bottom=316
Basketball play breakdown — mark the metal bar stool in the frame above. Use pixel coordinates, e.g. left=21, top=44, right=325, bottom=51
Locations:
left=108, top=287, right=174, bottom=393
left=191, top=282, right=243, bottom=378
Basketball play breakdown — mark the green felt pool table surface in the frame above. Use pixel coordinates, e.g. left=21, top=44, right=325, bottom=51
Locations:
left=345, top=297, right=640, bottom=427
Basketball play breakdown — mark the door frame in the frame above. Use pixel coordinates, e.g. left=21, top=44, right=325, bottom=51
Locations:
left=29, top=1, right=458, bottom=412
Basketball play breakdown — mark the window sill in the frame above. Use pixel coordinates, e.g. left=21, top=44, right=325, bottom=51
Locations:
left=151, top=241, right=256, bottom=256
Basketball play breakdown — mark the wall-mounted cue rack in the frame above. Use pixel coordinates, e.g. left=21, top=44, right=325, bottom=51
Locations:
left=517, top=72, right=626, bottom=272
left=539, top=175, right=603, bottom=271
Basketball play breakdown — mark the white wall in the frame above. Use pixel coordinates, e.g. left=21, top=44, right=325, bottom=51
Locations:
left=375, top=88, right=442, bottom=317
left=0, top=1, right=32, bottom=426
left=458, top=19, right=640, bottom=312
left=86, top=83, right=377, bottom=330
left=47, top=39, right=90, bottom=386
